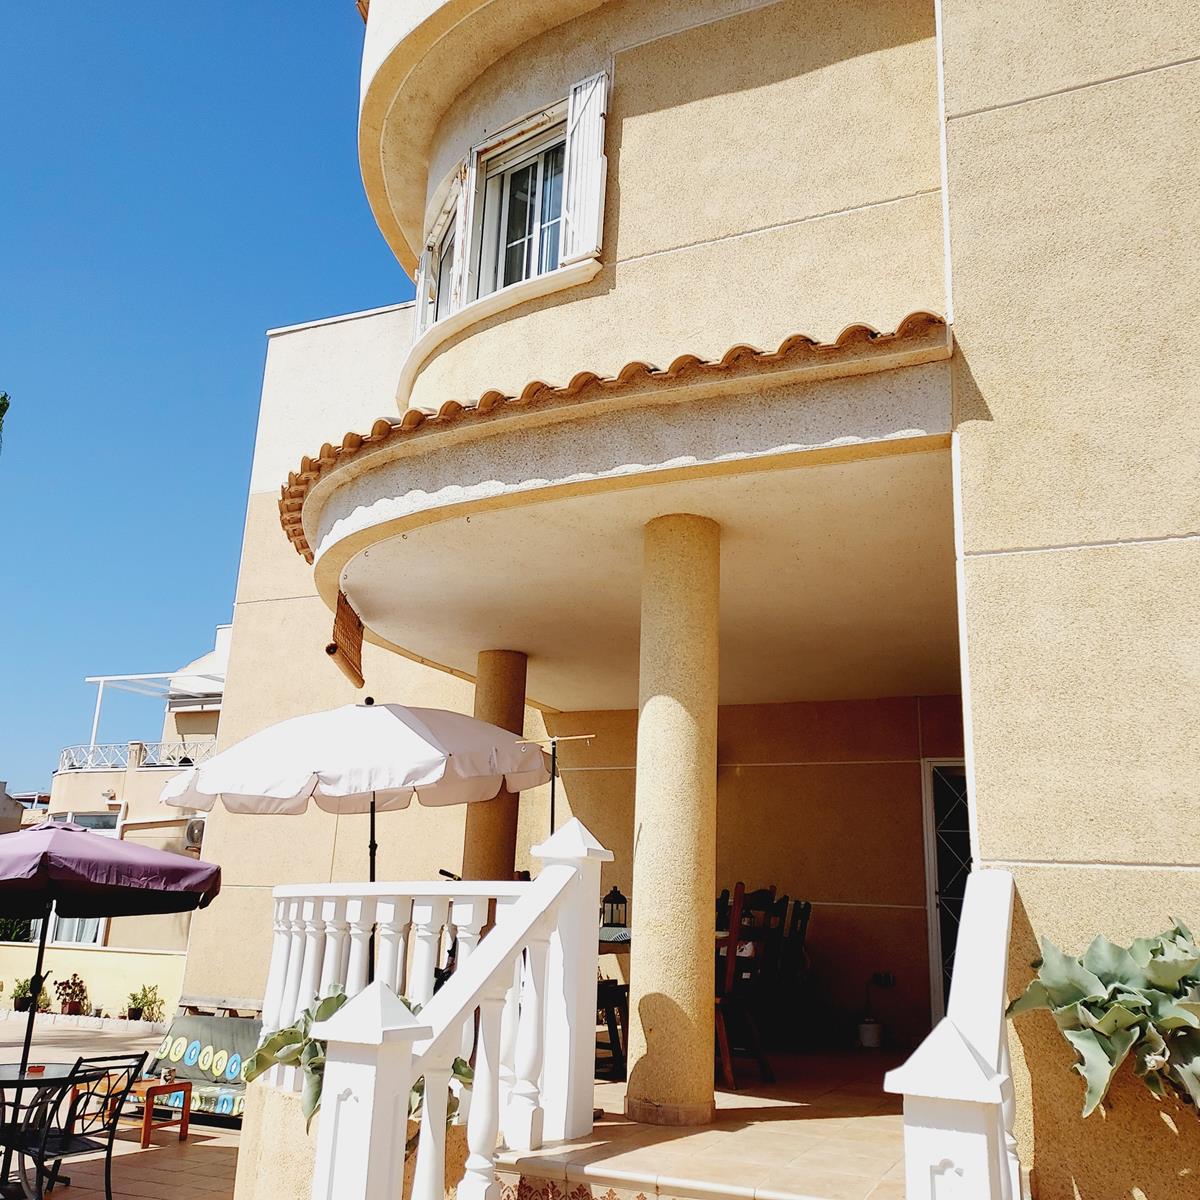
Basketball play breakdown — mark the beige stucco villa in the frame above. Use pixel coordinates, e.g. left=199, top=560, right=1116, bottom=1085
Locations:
left=171, top=2, right=1197, bottom=1198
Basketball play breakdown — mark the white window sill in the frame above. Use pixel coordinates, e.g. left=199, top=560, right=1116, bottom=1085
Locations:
left=397, top=256, right=602, bottom=410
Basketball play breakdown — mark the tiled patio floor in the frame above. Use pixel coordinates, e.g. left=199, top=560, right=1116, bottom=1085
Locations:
left=0, top=1016, right=237, bottom=1200
left=499, top=1051, right=908, bottom=1200
left=33, top=1124, right=238, bottom=1200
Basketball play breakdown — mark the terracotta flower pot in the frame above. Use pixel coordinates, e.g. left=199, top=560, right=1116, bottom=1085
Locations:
left=13, top=997, right=31, bottom=1013
left=128, top=1007, right=144, bottom=1022
left=62, top=1001, right=83, bottom=1016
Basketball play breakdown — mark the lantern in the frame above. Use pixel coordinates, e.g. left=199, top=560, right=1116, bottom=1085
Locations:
left=601, top=886, right=627, bottom=928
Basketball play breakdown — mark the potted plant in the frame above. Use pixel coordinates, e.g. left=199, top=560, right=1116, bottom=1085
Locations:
left=126, top=984, right=165, bottom=1024
left=858, top=971, right=896, bottom=1048
left=53, top=973, right=89, bottom=1016
left=11, top=978, right=34, bottom=1013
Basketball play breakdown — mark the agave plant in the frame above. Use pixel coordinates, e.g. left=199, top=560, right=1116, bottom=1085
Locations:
left=244, top=986, right=473, bottom=1141
left=1007, top=920, right=1200, bottom=1116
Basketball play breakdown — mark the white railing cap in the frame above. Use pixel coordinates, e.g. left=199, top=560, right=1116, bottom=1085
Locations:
left=272, top=880, right=531, bottom=900
left=884, top=1018, right=1004, bottom=1104
left=312, top=981, right=432, bottom=1047
left=531, top=817, right=613, bottom=862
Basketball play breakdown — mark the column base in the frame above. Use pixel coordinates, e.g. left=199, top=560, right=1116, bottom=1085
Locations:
left=624, top=1096, right=715, bottom=1127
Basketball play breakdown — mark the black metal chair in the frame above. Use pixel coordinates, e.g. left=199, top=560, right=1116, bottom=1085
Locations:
left=595, top=977, right=629, bottom=1081
left=0, top=1052, right=147, bottom=1199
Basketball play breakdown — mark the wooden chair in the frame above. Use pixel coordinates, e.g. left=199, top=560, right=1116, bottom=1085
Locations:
left=714, top=883, right=785, bottom=1089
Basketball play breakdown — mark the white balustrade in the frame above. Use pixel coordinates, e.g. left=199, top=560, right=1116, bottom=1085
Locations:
left=285, top=819, right=612, bottom=1200
left=506, top=926, right=549, bottom=1152
left=884, top=869, right=1023, bottom=1200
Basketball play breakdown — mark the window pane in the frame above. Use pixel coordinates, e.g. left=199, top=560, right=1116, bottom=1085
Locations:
left=434, top=230, right=456, bottom=321
left=539, top=143, right=564, bottom=274
left=502, top=162, right=536, bottom=286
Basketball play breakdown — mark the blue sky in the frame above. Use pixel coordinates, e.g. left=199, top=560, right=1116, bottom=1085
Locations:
left=0, top=3, right=413, bottom=791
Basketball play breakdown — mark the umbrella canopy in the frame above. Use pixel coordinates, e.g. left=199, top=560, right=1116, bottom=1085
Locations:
left=0, top=821, right=222, bottom=918
left=160, top=702, right=550, bottom=815
left=0, top=821, right=221, bottom=1071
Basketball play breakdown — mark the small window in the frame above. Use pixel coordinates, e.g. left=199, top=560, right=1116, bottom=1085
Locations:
left=410, top=71, right=608, bottom=340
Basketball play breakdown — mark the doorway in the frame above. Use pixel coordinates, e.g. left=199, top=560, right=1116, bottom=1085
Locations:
left=921, top=758, right=971, bottom=1020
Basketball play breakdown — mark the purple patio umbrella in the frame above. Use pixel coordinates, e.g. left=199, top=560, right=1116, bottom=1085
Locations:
left=0, top=821, right=221, bottom=1071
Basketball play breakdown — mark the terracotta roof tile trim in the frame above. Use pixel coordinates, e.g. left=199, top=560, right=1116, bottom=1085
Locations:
left=279, top=311, right=947, bottom=562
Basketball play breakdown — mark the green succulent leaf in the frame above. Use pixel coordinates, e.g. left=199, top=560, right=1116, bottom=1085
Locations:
left=1082, top=936, right=1144, bottom=988
left=1083, top=1002, right=1144, bottom=1037
left=1037, top=939, right=1106, bottom=1008
left=1064, top=1026, right=1138, bottom=1117
left=1007, top=979, right=1052, bottom=1018
left=1167, top=1029, right=1200, bottom=1107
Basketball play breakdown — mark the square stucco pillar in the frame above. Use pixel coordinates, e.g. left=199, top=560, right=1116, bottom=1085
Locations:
left=462, top=649, right=528, bottom=880
left=626, top=513, right=720, bottom=1126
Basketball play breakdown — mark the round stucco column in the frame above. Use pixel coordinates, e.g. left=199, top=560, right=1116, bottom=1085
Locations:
left=462, top=649, right=528, bottom=880
left=625, top=513, right=720, bottom=1126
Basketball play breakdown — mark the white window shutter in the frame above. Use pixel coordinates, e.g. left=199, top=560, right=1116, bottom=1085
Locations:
left=562, top=70, right=609, bottom=265
left=452, top=157, right=479, bottom=307
left=413, top=246, right=434, bottom=336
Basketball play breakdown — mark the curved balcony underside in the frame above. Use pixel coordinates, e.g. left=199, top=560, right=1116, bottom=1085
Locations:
left=279, top=315, right=956, bottom=712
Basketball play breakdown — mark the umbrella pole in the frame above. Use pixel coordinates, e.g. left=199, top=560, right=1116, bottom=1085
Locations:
left=369, top=796, right=377, bottom=884
left=20, top=903, right=51, bottom=1074
left=549, top=740, right=558, bottom=837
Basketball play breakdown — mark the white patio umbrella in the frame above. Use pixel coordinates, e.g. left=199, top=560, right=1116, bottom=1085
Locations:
left=160, top=701, right=550, bottom=879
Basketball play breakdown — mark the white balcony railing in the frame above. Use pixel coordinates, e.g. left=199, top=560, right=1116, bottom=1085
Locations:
left=259, top=819, right=612, bottom=1200
left=56, top=740, right=217, bottom=772
left=885, top=869, right=1024, bottom=1199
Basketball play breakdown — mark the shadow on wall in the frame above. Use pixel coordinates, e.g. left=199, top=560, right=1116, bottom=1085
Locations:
left=1009, top=892, right=1200, bottom=1199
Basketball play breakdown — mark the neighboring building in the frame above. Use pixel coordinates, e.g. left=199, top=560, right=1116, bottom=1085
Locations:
left=179, top=3, right=1198, bottom=1198
left=0, top=626, right=229, bottom=1016
left=0, top=784, right=25, bottom=835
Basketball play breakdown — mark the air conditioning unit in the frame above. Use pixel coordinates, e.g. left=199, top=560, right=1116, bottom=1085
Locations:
left=185, top=818, right=206, bottom=851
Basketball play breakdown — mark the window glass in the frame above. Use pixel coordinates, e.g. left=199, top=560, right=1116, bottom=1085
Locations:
left=539, top=143, right=565, bottom=275
left=434, top=226, right=456, bottom=322
left=502, top=161, right=537, bottom=288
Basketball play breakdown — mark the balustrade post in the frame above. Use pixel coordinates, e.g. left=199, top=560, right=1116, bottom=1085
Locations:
left=452, top=896, right=489, bottom=1059
left=309, top=981, right=431, bottom=1200
left=457, top=990, right=506, bottom=1200
left=318, top=897, right=349, bottom=1000
left=344, top=896, right=377, bottom=999
left=998, top=1035, right=1023, bottom=1200
left=376, top=896, right=413, bottom=996
left=260, top=897, right=292, bottom=1035
left=278, top=898, right=306, bottom=1028
left=504, top=927, right=549, bottom=1152
left=497, top=954, right=521, bottom=1118
left=531, top=819, right=613, bottom=1141
left=409, top=896, right=450, bottom=1007
left=412, top=1063, right=452, bottom=1200
left=296, top=897, right=326, bottom=1017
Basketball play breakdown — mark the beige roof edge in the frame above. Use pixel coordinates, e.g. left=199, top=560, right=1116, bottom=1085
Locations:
left=266, top=300, right=415, bottom=340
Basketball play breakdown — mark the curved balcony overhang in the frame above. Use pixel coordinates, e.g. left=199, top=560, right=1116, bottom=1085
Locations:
left=280, top=314, right=955, bottom=709
left=359, top=0, right=607, bottom=272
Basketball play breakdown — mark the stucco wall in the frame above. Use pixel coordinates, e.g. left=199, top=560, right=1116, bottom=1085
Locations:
left=406, top=0, right=944, bottom=413
left=515, top=695, right=964, bottom=1049
left=945, top=2, right=1200, bottom=1194
left=182, top=304, right=552, bottom=1006
left=0, top=943, right=185, bottom=1019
